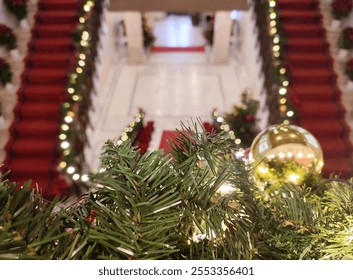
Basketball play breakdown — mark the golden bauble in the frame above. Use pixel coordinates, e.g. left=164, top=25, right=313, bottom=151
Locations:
left=249, top=124, right=324, bottom=185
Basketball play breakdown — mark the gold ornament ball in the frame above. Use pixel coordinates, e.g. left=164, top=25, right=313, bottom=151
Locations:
left=249, top=124, right=324, bottom=185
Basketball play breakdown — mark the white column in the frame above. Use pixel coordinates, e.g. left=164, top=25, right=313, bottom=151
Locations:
left=123, top=12, right=146, bottom=64
left=210, top=11, right=232, bottom=63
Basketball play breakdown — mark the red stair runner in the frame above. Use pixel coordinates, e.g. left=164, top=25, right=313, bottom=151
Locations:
left=134, top=121, right=154, bottom=154
left=3, top=0, right=80, bottom=198
left=277, top=0, right=353, bottom=177
left=151, top=46, right=205, bottom=52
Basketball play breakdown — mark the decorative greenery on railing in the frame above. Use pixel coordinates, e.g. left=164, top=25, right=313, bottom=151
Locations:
left=0, top=58, right=12, bottom=86
left=338, top=27, right=353, bottom=50
left=1, top=125, right=353, bottom=260
left=4, top=0, right=27, bottom=21
left=116, top=110, right=144, bottom=147
left=331, top=0, right=352, bottom=20
left=346, top=58, right=353, bottom=81
left=0, top=24, right=17, bottom=50
left=266, top=0, right=296, bottom=124
left=58, top=0, right=103, bottom=186
left=213, top=92, right=259, bottom=148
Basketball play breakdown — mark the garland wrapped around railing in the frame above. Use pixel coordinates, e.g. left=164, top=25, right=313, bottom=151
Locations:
left=0, top=24, right=17, bottom=51
left=4, top=0, right=27, bottom=21
left=251, top=0, right=295, bottom=124
left=266, top=0, right=295, bottom=124
left=116, top=110, right=144, bottom=147
left=0, top=58, right=12, bottom=87
left=57, top=0, right=104, bottom=185
left=212, top=92, right=259, bottom=149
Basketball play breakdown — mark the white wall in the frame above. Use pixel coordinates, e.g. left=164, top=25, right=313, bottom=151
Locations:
left=230, top=8, right=269, bottom=130
left=0, top=2, right=17, bottom=28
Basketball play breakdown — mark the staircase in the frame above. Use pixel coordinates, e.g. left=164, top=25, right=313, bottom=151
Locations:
left=277, top=0, right=353, bottom=177
left=4, top=0, right=81, bottom=198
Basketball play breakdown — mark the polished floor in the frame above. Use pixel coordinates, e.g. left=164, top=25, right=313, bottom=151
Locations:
left=85, top=13, right=264, bottom=171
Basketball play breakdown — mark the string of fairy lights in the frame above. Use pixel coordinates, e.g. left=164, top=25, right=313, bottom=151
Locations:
left=267, top=0, right=294, bottom=124
left=213, top=109, right=243, bottom=147
left=213, top=0, right=295, bottom=148
left=116, top=111, right=144, bottom=146
left=57, top=0, right=96, bottom=184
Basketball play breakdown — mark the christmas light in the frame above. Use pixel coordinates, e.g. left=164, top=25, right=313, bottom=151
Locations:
left=272, top=45, right=280, bottom=52
left=84, top=5, right=90, bottom=12
left=279, top=87, right=287, bottom=95
left=287, top=111, right=294, bottom=117
left=81, top=174, right=89, bottom=182
left=64, top=116, right=73, bottom=123
left=67, top=166, right=75, bottom=174
left=59, top=134, right=67, bottom=140
left=82, top=31, right=89, bottom=41
left=61, top=141, right=70, bottom=149
left=61, top=124, right=69, bottom=131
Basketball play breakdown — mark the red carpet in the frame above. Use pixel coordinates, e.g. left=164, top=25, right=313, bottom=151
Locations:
left=3, top=0, right=80, bottom=198
left=278, top=0, right=353, bottom=177
left=134, top=121, right=154, bottom=154
left=151, top=46, right=205, bottom=52
left=159, top=131, right=180, bottom=154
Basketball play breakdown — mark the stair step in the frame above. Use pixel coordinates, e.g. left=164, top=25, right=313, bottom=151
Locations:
left=323, top=158, right=353, bottom=178
left=20, top=102, right=62, bottom=118
left=16, top=119, right=59, bottom=137
left=299, top=102, right=340, bottom=118
left=320, top=139, right=350, bottom=158
left=24, top=85, right=66, bottom=100
left=283, top=23, right=324, bottom=38
left=291, top=69, right=334, bottom=83
left=29, top=38, right=73, bottom=52
left=287, top=38, right=328, bottom=53
left=27, top=53, right=73, bottom=68
left=290, top=85, right=336, bottom=101
left=26, top=69, right=68, bottom=84
left=280, top=10, right=321, bottom=23
left=277, top=0, right=318, bottom=10
left=38, top=0, right=81, bottom=11
left=34, top=24, right=76, bottom=38
left=288, top=53, right=331, bottom=68
left=8, top=158, right=54, bottom=174
left=36, top=11, right=78, bottom=24
left=12, top=139, right=56, bottom=155
left=300, top=119, right=344, bottom=138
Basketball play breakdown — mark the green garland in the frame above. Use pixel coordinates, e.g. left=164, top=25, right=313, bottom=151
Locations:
left=4, top=0, right=27, bottom=21
left=58, top=0, right=99, bottom=185
left=1, top=124, right=353, bottom=259
left=213, top=92, right=259, bottom=148
left=267, top=0, right=296, bottom=123
left=0, top=58, right=12, bottom=86
left=0, top=24, right=17, bottom=50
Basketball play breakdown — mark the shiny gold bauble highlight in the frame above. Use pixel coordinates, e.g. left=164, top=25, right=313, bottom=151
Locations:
left=249, top=124, right=324, bottom=185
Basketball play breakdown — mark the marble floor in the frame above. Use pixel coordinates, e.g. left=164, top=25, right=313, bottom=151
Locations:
left=85, top=14, right=261, bottom=171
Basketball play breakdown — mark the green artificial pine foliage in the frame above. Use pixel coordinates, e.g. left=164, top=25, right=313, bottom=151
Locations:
left=0, top=173, right=67, bottom=259
left=1, top=123, right=353, bottom=259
